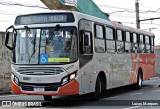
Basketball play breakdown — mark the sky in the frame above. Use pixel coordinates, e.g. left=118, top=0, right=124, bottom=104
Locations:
left=0, top=0, right=160, bottom=45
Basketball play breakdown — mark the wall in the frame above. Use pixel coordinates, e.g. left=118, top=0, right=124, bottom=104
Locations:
left=0, top=32, right=11, bottom=93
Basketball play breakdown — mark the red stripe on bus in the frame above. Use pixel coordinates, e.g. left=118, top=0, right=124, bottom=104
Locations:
left=129, top=54, right=156, bottom=84
left=11, top=80, right=79, bottom=96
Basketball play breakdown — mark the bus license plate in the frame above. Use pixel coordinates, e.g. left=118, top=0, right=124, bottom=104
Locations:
left=34, top=87, right=44, bottom=92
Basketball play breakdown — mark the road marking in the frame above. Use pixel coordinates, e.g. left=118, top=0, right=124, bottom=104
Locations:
left=152, top=89, right=160, bottom=92
left=130, top=93, right=142, bottom=96
left=142, top=87, right=148, bottom=89
left=153, top=85, right=159, bottom=88
left=108, top=96, right=119, bottom=99
left=31, top=108, right=42, bottom=109
left=124, top=106, right=140, bottom=109
left=0, top=95, right=20, bottom=98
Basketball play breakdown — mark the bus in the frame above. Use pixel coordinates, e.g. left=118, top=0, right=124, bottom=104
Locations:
left=5, top=11, right=156, bottom=101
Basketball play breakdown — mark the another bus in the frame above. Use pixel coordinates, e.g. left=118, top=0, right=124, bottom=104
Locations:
left=5, top=11, right=156, bottom=100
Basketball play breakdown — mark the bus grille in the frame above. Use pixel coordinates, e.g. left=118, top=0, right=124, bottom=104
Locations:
left=20, top=82, right=60, bottom=92
left=17, top=67, right=64, bottom=75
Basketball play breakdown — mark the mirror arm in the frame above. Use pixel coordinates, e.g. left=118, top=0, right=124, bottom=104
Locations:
left=6, top=25, right=14, bottom=32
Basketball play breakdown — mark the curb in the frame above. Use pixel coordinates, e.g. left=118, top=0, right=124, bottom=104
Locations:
left=0, top=90, right=12, bottom=95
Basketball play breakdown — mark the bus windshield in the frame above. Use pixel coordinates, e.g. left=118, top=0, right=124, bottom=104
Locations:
left=15, top=27, right=77, bottom=65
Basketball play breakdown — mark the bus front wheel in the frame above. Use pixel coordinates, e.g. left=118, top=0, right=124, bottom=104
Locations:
left=93, top=76, right=102, bottom=100
left=43, top=95, right=52, bottom=101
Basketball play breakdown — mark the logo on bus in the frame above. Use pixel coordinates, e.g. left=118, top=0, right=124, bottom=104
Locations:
left=23, top=77, right=31, bottom=81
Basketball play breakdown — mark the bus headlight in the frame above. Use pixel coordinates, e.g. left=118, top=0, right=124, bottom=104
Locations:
left=61, top=72, right=77, bottom=85
left=62, top=77, right=69, bottom=85
left=70, top=73, right=76, bottom=80
left=11, top=74, right=19, bottom=85
left=11, top=74, right=14, bottom=80
left=14, top=76, right=19, bottom=85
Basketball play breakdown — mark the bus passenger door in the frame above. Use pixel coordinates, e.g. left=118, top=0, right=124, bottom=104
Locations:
left=79, top=19, right=93, bottom=94
left=79, top=30, right=93, bottom=94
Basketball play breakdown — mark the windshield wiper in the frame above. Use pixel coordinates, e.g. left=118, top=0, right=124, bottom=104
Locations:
left=29, top=33, right=37, bottom=63
left=24, top=26, right=37, bottom=63
left=47, top=24, right=60, bottom=44
left=27, top=24, right=60, bottom=63
left=25, top=26, right=35, bottom=44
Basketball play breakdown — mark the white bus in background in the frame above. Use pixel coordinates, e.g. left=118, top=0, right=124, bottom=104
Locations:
left=5, top=11, right=156, bottom=101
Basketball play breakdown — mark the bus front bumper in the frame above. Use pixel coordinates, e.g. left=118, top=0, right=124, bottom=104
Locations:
left=11, top=80, right=79, bottom=96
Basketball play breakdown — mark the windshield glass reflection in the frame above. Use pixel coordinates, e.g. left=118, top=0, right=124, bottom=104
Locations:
left=15, top=27, right=77, bottom=64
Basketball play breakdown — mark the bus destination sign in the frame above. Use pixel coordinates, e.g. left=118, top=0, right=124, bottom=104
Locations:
left=15, top=13, right=74, bottom=25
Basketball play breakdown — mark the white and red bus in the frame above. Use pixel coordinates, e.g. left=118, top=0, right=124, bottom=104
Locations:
left=5, top=11, right=156, bottom=100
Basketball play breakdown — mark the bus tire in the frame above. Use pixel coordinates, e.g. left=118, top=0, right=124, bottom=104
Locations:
left=135, top=70, right=143, bottom=89
left=43, top=95, right=52, bottom=101
left=93, top=76, right=102, bottom=100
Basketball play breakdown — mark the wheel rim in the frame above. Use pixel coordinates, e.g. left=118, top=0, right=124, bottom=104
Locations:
left=138, top=74, right=142, bottom=87
left=99, top=80, right=102, bottom=93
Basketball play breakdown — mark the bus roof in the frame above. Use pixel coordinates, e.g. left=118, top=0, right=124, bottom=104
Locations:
left=72, top=11, right=155, bottom=36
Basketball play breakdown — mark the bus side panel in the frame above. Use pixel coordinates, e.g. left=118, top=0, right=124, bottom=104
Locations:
left=143, top=54, right=156, bottom=80
left=138, top=54, right=148, bottom=80
left=130, top=54, right=139, bottom=84
left=107, top=53, right=118, bottom=89
left=122, top=53, right=133, bottom=86
left=129, top=53, right=156, bottom=84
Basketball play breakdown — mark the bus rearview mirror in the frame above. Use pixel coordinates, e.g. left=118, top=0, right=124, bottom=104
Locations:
left=5, top=25, right=16, bottom=50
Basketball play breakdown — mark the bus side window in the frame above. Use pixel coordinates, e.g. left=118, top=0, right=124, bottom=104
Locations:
left=139, top=34, right=145, bottom=53
left=125, top=31, right=131, bottom=53
left=151, top=37, right=154, bottom=53
left=116, top=29, right=124, bottom=53
left=80, top=31, right=92, bottom=54
left=95, top=24, right=106, bottom=53
left=145, top=36, right=150, bottom=54
left=106, top=27, right=115, bottom=53
left=132, top=33, right=138, bottom=53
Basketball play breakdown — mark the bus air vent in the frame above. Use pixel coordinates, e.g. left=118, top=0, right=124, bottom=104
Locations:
left=17, top=67, right=63, bottom=75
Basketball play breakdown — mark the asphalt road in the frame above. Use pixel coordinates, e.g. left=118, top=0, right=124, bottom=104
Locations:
left=1, top=79, right=160, bottom=109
